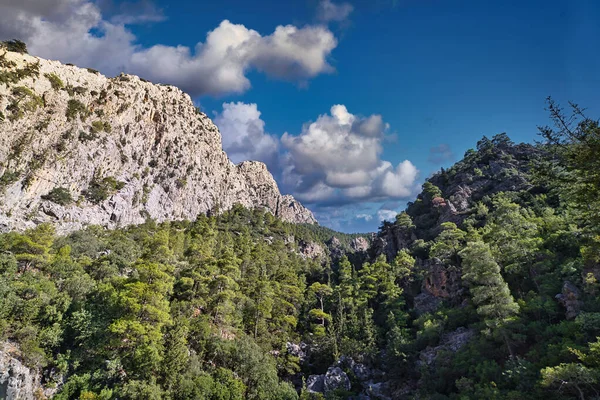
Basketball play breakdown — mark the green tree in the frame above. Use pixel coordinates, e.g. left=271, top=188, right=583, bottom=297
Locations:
left=459, top=241, right=519, bottom=357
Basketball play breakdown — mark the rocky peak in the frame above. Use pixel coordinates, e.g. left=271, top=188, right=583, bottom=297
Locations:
left=0, top=50, right=316, bottom=232
left=350, top=236, right=369, bottom=252
left=373, top=135, right=543, bottom=259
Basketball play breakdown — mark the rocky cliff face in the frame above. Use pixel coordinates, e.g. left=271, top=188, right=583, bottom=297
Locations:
left=0, top=50, right=316, bottom=232
left=0, top=342, right=54, bottom=400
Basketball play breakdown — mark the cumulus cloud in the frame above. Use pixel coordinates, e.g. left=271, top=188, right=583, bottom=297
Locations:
left=428, top=143, right=454, bottom=164
left=281, top=105, right=418, bottom=205
left=316, top=0, right=354, bottom=22
left=0, top=1, right=338, bottom=96
left=213, top=102, right=418, bottom=208
left=214, top=102, right=279, bottom=168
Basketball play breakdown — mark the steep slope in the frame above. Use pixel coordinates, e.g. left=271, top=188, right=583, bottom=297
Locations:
left=0, top=49, right=315, bottom=232
left=372, top=134, right=544, bottom=259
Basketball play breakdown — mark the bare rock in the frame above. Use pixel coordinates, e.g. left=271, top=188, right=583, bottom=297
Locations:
left=286, top=342, right=307, bottom=364
left=556, top=281, right=582, bottom=320
left=298, top=240, right=325, bottom=260
left=325, top=236, right=345, bottom=259
left=0, top=342, right=56, bottom=400
left=422, top=259, right=463, bottom=301
left=324, top=366, right=351, bottom=392
left=413, top=291, right=443, bottom=315
left=306, top=374, right=325, bottom=393
left=418, top=327, right=475, bottom=367
left=0, top=51, right=316, bottom=233
left=350, top=236, right=369, bottom=252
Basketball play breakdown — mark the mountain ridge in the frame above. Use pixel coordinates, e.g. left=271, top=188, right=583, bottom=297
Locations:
left=0, top=49, right=316, bottom=232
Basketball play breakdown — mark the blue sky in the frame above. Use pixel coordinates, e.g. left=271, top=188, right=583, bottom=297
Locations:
left=2, top=0, right=599, bottom=232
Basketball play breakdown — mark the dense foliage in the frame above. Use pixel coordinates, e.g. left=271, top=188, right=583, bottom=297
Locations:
left=1, top=101, right=600, bottom=399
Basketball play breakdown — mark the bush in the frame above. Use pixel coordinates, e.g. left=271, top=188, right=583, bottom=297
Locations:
left=13, top=86, right=43, bottom=108
left=66, top=99, right=90, bottom=121
left=42, top=187, right=73, bottom=205
left=6, top=86, right=43, bottom=120
left=78, top=130, right=98, bottom=143
left=45, top=73, right=64, bottom=90
left=91, top=120, right=112, bottom=134
left=0, top=169, right=20, bottom=188
left=1, top=39, right=28, bottom=54
left=83, top=176, right=125, bottom=204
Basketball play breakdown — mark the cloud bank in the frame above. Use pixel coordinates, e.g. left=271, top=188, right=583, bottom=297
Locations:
left=214, top=102, right=279, bottom=169
left=281, top=105, right=418, bottom=204
left=0, top=0, right=338, bottom=96
left=215, top=103, right=419, bottom=208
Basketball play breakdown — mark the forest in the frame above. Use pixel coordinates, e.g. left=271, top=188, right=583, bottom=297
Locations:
left=1, top=100, right=600, bottom=399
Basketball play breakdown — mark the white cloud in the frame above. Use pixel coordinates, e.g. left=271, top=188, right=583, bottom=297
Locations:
left=280, top=105, right=418, bottom=204
left=214, top=102, right=279, bottom=168
left=0, top=1, right=338, bottom=97
left=316, top=0, right=354, bottom=23
left=356, top=213, right=373, bottom=221
left=377, top=209, right=398, bottom=221
left=213, top=102, right=418, bottom=208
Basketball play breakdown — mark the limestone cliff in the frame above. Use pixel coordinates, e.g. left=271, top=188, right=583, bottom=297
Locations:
left=0, top=50, right=316, bottom=232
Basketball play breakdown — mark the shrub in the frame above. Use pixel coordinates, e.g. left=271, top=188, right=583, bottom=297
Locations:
left=86, top=68, right=99, bottom=75
left=90, top=120, right=112, bottom=134
left=83, top=176, right=125, bottom=204
left=0, top=59, right=39, bottom=86
left=7, top=86, right=43, bottom=120
left=0, top=169, right=20, bottom=188
left=42, top=187, right=73, bottom=205
left=66, top=99, right=90, bottom=121
left=45, top=73, right=64, bottom=90
left=16, top=61, right=39, bottom=79
left=1, top=39, right=28, bottom=54
left=0, top=52, right=16, bottom=68
left=78, top=130, right=98, bottom=143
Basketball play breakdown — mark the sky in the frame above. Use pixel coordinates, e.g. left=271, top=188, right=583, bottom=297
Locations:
left=1, top=0, right=599, bottom=232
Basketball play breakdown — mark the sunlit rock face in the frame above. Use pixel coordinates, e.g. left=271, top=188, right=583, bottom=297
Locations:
left=0, top=50, right=316, bottom=232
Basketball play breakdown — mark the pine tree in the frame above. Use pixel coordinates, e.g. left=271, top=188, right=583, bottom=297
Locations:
left=459, top=241, right=519, bottom=357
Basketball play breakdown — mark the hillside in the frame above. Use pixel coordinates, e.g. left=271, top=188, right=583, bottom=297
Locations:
left=0, top=49, right=315, bottom=233
left=2, top=40, right=600, bottom=400
left=3, top=121, right=600, bottom=399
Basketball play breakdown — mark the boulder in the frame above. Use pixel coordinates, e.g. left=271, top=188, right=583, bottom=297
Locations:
left=306, top=374, right=325, bottom=393
left=324, top=366, right=351, bottom=392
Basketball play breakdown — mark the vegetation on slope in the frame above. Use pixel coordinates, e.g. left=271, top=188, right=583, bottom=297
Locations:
left=1, top=100, right=600, bottom=399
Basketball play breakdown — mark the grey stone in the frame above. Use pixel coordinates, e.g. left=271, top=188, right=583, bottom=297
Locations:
left=0, top=342, right=58, bottom=400
left=556, top=281, right=582, bottom=320
left=324, top=366, right=351, bottom=392
left=306, top=374, right=325, bottom=393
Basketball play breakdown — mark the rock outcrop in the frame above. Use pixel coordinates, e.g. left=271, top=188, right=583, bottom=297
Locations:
left=350, top=236, right=369, bottom=252
left=306, top=366, right=351, bottom=394
left=0, top=50, right=316, bottom=233
left=556, top=281, right=582, bottom=320
left=0, top=342, right=53, bottom=400
left=418, top=327, right=475, bottom=367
